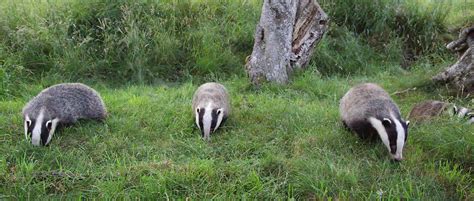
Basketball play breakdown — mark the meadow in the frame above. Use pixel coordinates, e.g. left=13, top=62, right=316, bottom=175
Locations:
left=0, top=0, right=473, bottom=199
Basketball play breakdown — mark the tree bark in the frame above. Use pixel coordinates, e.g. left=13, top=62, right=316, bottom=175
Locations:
left=433, top=26, right=474, bottom=94
left=245, top=0, right=328, bottom=85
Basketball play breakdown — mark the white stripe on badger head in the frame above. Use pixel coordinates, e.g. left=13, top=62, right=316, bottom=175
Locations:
left=214, top=108, right=225, bottom=132
left=24, top=115, right=31, bottom=140
left=368, top=117, right=391, bottom=153
left=195, top=107, right=201, bottom=130
left=45, top=118, right=60, bottom=145
left=391, top=114, right=405, bottom=161
left=452, top=105, right=458, bottom=116
left=457, top=107, right=469, bottom=117
left=31, top=108, right=45, bottom=146
left=467, top=113, right=474, bottom=124
left=202, top=103, right=213, bottom=141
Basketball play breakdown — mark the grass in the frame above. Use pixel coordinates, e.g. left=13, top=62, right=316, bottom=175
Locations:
left=0, top=0, right=259, bottom=89
left=0, top=0, right=457, bottom=97
left=0, top=0, right=473, bottom=199
left=1, top=65, right=473, bottom=199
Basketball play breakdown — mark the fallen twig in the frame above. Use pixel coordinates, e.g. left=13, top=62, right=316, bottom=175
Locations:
left=392, top=87, right=417, bottom=96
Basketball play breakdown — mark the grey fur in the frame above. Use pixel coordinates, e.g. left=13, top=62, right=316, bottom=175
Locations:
left=192, top=82, right=230, bottom=140
left=22, top=83, right=107, bottom=145
left=408, top=100, right=473, bottom=124
left=192, top=83, right=231, bottom=115
left=408, top=100, right=450, bottom=122
left=339, top=83, right=409, bottom=161
left=340, top=83, right=401, bottom=124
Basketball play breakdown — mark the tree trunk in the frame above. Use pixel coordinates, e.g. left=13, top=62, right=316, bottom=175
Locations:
left=245, top=0, right=328, bottom=85
left=433, top=26, right=474, bottom=94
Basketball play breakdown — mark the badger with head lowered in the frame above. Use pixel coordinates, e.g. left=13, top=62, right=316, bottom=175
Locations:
left=409, top=100, right=473, bottom=124
left=192, top=82, right=231, bottom=141
left=22, top=83, right=107, bottom=146
left=340, top=83, right=409, bottom=161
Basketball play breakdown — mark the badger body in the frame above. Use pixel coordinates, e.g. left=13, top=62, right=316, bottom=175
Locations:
left=408, top=100, right=450, bottom=122
left=192, top=82, right=230, bottom=141
left=22, top=83, right=107, bottom=146
left=409, top=100, right=473, bottom=123
left=339, top=83, right=409, bottom=161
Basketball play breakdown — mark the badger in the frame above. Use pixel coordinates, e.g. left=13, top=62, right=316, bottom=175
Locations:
left=339, top=83, right=409, bottom=161
left=453, top=105, right=473, bottom=124
left=192, top=82, right=231, bottom=141
left=409, top=100, right=473, bottom=124
left=22, top=83, right=107, bottom=146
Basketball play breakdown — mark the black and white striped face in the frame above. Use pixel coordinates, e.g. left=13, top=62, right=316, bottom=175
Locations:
left=24, top=109, right=59, bottom=146
left=195, top=104, right=225, bottom=141
left=369, top=116, right=410, bottom=161
left=453, top=105, right=474, bottom=124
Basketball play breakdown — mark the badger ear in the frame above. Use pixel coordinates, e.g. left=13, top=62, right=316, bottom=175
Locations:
left=24, top=115, right=31, bottom=140
left=468, top=113, right=474, bottom=124
left=46, top=120, right=53, bottom=131
left=216, top=108, right=224, bottom=115
left=453, top=105, right=458, bottom=115
left=196, top=107, right=200, bottom=113
left=406, top=121, right=410, bottom=127
left=25, top=116, right=32, bottom=127
left=382, top=118, right=392, bottom=127
left=467, top=112, right=474, bottom=119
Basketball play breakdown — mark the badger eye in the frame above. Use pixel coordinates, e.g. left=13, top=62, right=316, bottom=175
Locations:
left=26, top=120, right=31, bottom=127
left=46, top=120, right=52, bottom=131
left=196, top=108, right=200, bottom=113
left=382, top=118, right=392, bottom=127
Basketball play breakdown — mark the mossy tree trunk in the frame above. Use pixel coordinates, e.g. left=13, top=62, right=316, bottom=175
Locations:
left=245, top=0, right=328, bottom=86
left=433, top=26, right=474, bottom=94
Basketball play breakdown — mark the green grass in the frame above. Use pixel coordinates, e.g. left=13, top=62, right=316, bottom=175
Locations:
left=0, top=0, right=260, bottom=89
left=1, top=65, right=473, bottom=199
left=0, top=0, right=463, bottom=97
left=1, top=0, right=473, bottom=199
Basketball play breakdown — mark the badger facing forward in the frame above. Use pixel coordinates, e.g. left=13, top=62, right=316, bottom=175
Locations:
left=340, top=83, right=409, bottom=161
left=192, top=82, right=231, bottom=141
left=22, top=83, right=107, bottom=146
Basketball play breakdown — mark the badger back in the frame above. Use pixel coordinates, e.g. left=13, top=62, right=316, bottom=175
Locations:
left=408, top=100, right=449, bottom=122
left=340, top=83, right=396, bottom=123
left=192, top=82, right=230, bottom=117
left=22, top=83, right=107, bottom=122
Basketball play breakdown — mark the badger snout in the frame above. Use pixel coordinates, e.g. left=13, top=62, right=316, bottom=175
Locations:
left=392, top=154, right=403, bottom=162
left=31, top=138, right=42, bottom=146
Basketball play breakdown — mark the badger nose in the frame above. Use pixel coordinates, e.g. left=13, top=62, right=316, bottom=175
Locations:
left=31, top=141, right=41, bottom=146
left=392, top=155, right=403, bottom=162
left=31, top=138, right=40, bottom=146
